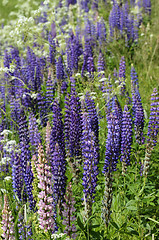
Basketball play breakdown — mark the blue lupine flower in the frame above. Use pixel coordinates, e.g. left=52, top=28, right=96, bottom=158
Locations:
left=131, top=76, right=144, bottom=144
left=81, top=112, right=98, bottom=216
left=119, top=56, right=126, bottom=95
left=84, top=93, right=99, bottom=148
left=103, top=97, right=122, bottom=173
left=143, top=0, right=151, bottom=15
left=50, top=99, right=66, bottom=161
left=12, top=152, right=23, bottom=201
left=48, top=32, right=56, bottom=65
left=52, top=142, right=66, bottom=206
left=143, top=88, right=159, bottom=176
left=147, top=88, right=159, bottom=146
left=64, top=79, right=82, bottom=159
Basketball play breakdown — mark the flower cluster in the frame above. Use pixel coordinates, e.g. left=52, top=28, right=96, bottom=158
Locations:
left=81, top=112, right=98, bottom=217
left=143, top=88, right=159, bottom=176
left=103, top=106, right=121, bottom=173
left=37, top=144, right=55, bottom=232
left=1, top=194, right=15, bottom=240
left=131, top=72, right=144, bottom=144
left=64, top=81, right=82, bottom=159
left=62, top=182, right=77, bottom=239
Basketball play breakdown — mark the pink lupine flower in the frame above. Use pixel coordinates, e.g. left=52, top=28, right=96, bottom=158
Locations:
left=1, top=194, right=15, bottom=240
left=37, top=144, right=55, bottom=232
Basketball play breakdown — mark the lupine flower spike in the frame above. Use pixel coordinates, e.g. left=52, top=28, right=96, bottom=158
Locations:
left=1, top=194, right=15, bottom=240
left=81, top=112, right=99, bottom=219
left=102, top=109, right=121, bottom=227
left=143, top=88, right=159, bottom=176
left=101, top=171, right=113, bottom=228
left=62, top=182, right=77, bottom=239
left=121, top=105, right=133, bottom=175
left=37, top=144, right=55, bottom=232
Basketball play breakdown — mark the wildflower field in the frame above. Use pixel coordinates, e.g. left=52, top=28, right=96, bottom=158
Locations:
left=0, top=0, right=159, bottom=239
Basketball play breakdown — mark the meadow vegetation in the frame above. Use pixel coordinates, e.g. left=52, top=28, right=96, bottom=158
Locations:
left=0, top=0, right=158, bottom=239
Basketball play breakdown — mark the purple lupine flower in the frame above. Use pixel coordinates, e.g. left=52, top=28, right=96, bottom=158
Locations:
left=62, top=183, right=77, bottom=239
left=81, top=39, right=95, bottom=77
left=12, top=152, right=23, bottom=201
left=97, top=52, right=105, bottom=76
left=133, top=93, right=145, bottom=144
left=119, top=5, right=124, bottom=35
left=37, top=144, right=55, bottom=232
left=50, top=21, right=56, bottom=39
left=84, top=19, right=92, bottom=39
left=45, top=121, right=52, bottom=160
left=120, top=105, right=133, bottom=174
left=18, top=213, right=27, bottom=240
left=26, top=48, right=43, bottom=92
left=103, top=98, right=122, bottom=173
left=52, top=142, right=66, bottom=208
left=143, top=0, right=151, bottom=15
left=87, top=56, right=95, bottom=76
left=26, top=47, right=36, bottom=89
left=1, top=194, right=15, bottom=240
left=66, top=0, right=77, bottom=7
left=21, top=92, right=32, bottom=109
left=125, top=13, right=132, bottom=44
left=97, top=51, right=107, bottom=92
left=109, top=1, right=120, bottom=39
left=37, top=91, right=47, bottom=127
left=46, top=70, right=55, bottom=112
left=28, top=113, right=41, bottom=156
left=48, top=32, right=56, bottom=65
left=84, top=93, right=99, bottom=149
left=66, top=33, right=82, bottom=75
left=81, top=0, right=90, bottom=12
left=17, top=208, right=33, bottom=240
left=10, top=47, right=23, bottom=96
left=56, top=55, right=67, bottom=95
left=3, top=49, right=11, bottom=69
left=92, top=0, right=98, bottom=10
left=50, top=99, right=66, bottom=160
left=119, top=56, right=126, bottom=95
left=131, top=65, right=139, bottom=90
left=81, top=112, right=98, bottom=217
left=19, top=109, right=35, bottom=210
left=143, top=88, right=159, bottom=176
left=56, top=55, right=65, bottom=81
left=96, top=19, right=107, bottom=45
left=130, top=0, right=135, bottom=6
left=112, top=95, right=122, bottom=140
left=3, top=50, right=12, bottom=90
left=147, top=88, right=159, bottom=145
left=10, top=96, right=21, bottom=131
left=24, top=163, right=35, bottom=210
left=64, top=80, right=82, bottom=159
left=103, top=113, right=119, bottom=173
left=131, top=78, right=144, bottom=144
left=34, top=57, right=43, bottom=92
